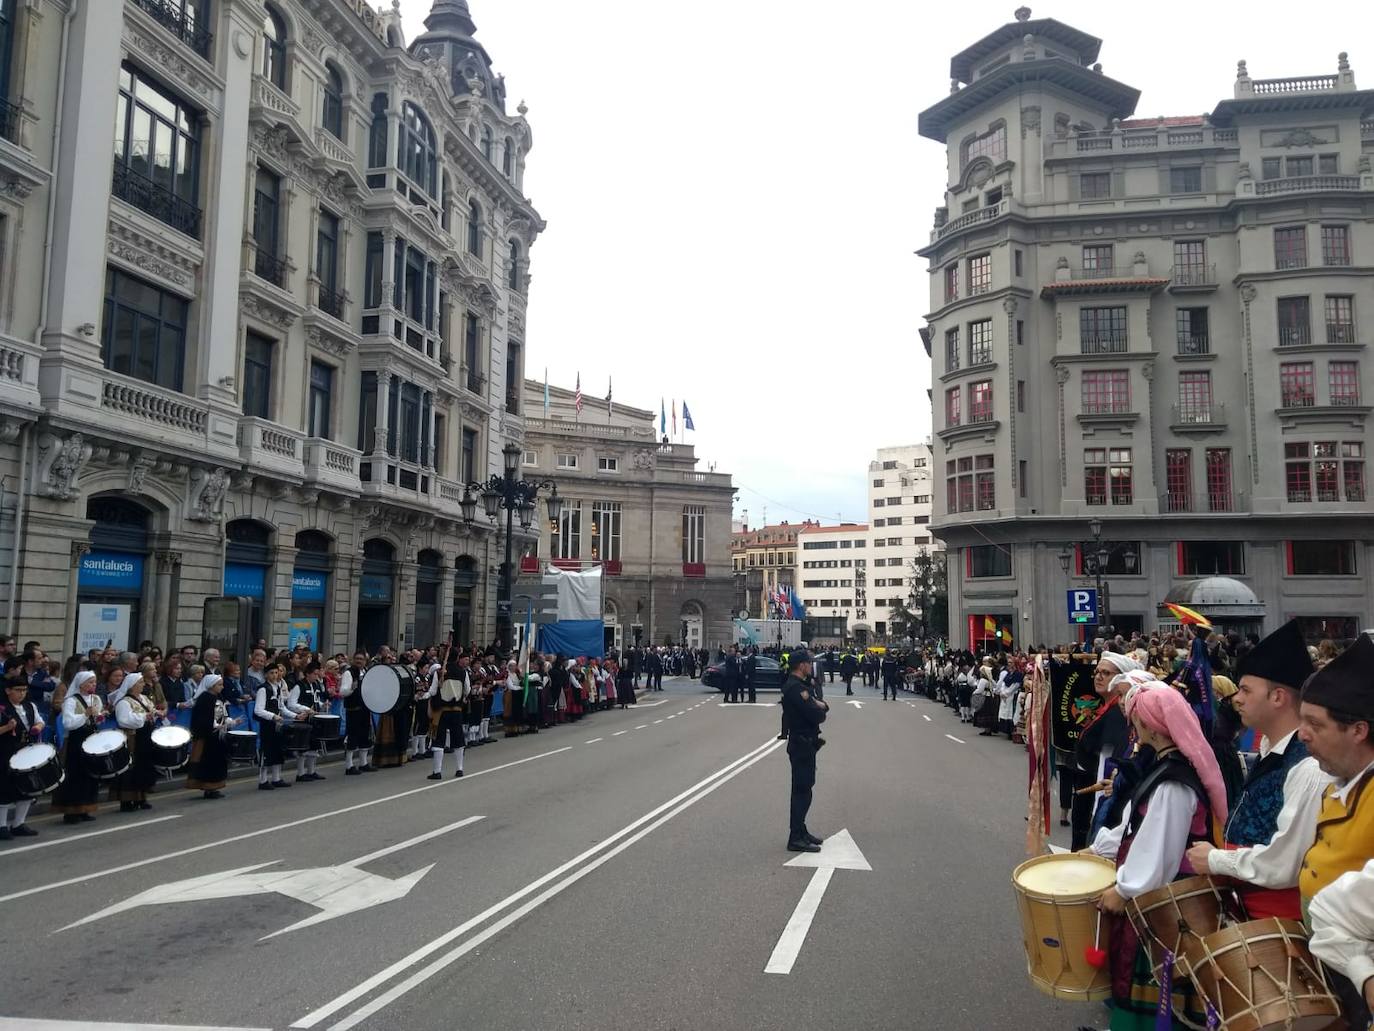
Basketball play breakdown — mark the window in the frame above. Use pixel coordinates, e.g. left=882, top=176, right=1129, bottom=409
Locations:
left=1080, top=306, right=1127, bottom=353
left=1176, top=308, right=1209, bottom=355
left=968, top=254, right=991, bottom=294
left=556, top=453, right=578, bottom=470
left=944, top=387, right=961, bottom=427
left=368, top=92, right=388, bottom=169
left=1286, top=156, right=1313, bottom=177
left=1165, top=449, right=1192, bottom=512
left=598, top=456, right=619, bottom=472
left=963, top=123, right=1006, bottom=167
left=1285, top=442, right=1312, bottom=500
left=966, top=544, right=1012, bottom=578
left=1179, top=541, right=1244, bottom=576
left=502, top=137, right=514, bottom=177
left=307, top=360, right=333, bottom=439
left=463, top=311, right=480, bottom=388
left=975, top=454, right=995, bottom=510
left=1016, top=320, right=1024, bottom=346
left=882, top=460, right=898, bottom=469
left=969, top=379, right=994, bottom=422
left=1016, top=380, right=1025, bottom=413
left=1329, top=361, right=1360, bottom=406
left=1084, top=447, right=1133, bottom=505
left=1177, top=371, right=1212, bottom=422
left=1081, top=370, right=1130, bottom=414
left=1344, top=442, right=1366, bottom=501
left=1282, top=442, right=1361, bottom=503
left=1018, top=461, right=1027, bottom=498
left=113, top=65, right=202, bottom=237
left=1280, top=362, right=1315, bottom=408
left=873, top=498, right=886, bottom=508
left=1261, top=157, right=1281, bottom=180
left=1170, top=167, right=1203, bottom=193
left=914, top=494, right=930, bottom=504
left=872, top=478, right=885, bottom=487
left=1277, top=297, right=1311, bottom=347
left=1173, top=240, right=1207, bottom=285
left=467, top=199, right=483, bottom=257
left=251, top=166, right=282, bottom=283
left=101, top=267, right=189, bottom=391
left=459, top=427, right=477, bottom=483
left=242, top=332, right=273, bottom=419
left=507, top=239, right=521, bottom=291
left=398, top=102, right=437, bottom=197
left=1273, top=226, right=1307, bottom=270
left=480, top=126, right=493, bottom=162
left=944, top=327, right=960, bottom=371
left=315, top=208, right=340, bottom=316
left=322, top=64, right=344, bottom=140
left=1318, top=154, right=1338, bottom=175
left=1325, top=295, right=1355, bottom=343
left=1079, top=172, right=1111, bottom=199
left=261, top=4, right=287, bottom=90
left=1287, top=540, right=1357, bottom=576
left=682, top=505, right=705, bottom=564
left=522, top=450, right=537, bottom=467
left=873, top=518, right=884, bottom=528
left=1206, top=448, right=1232, bottom=511
left=1082, top=244, right=1113, bottom=275
left=1321, top=225, right=1351, bottom=266
left=968, top=318, right=993, bottom=364
left=364, top=231, right=385, bottom=309
left=944, top=264, right=958, bottom=302
left=554, top=501, right=582, bottom=560
left=886, top=496, right=902, bottom=506
left=1014, top=249, right=1023, bottom=276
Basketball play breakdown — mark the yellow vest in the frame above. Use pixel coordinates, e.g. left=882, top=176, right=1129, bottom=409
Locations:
left=1299, top=771, right=1374, bottom=906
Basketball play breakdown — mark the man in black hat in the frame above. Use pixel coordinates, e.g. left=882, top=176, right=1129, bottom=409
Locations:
left=781, top=649, right=828, bottom=853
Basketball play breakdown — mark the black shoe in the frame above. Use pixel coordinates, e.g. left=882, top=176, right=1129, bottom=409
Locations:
left=786, top=838, right=821, bottom=853
left=202, top=790, right=224, bottom=800
left=120, top=801, right=136, bottom=813
left=777, top=733, right=787, bottom=740
left=803, top=831, right=823, bottom=846
left=345, top=767, right=361, bottom=776
left=138, top=801, right=153, bottom=810
left=311, top=772, right=326, bottom=781
left=10, top=824, right=36, bottom=836
left=359, top=764, right=374, bottom=773
left=271, top=780, right=290, bottom=788
left=258, top=782, right=274, bottom=791
left=453, top=769, right=464, bottom=778
left=979, top=730, right=994, bottom=736
left=1060, top=819, right=1071, bottom=827
left=0, top=827, right=10, bottom=840
left=426, top=772, right=442, bottom=780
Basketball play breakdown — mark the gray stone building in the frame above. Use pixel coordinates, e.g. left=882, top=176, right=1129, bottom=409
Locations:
left=0, top=0, right=542, bottom=656
left=919, top=10, right=1374, bottom=650
left=519, top=381, right=735, bottom=653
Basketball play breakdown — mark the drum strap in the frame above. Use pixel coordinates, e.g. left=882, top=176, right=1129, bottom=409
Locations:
left=1126, top=753, right=1207, bottom=840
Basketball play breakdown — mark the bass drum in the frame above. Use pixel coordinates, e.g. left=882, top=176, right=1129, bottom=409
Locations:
left=9, top=742, right=64, bottom=796
left=362, top=664, right=414, bottom=715
left=149, top=725, right=192, bottom=773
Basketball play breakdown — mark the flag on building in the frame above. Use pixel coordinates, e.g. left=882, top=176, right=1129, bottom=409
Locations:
left=787, top=587, right=807, bottom=620
left=671, top=400, right=677, bottom=436
left=606, top=376, right=613, bottom=417
left=682, top=402, right=695, bottom=431
left=660, top=398, right=666, bottom=436
left=543, top=369, right=549, bottom=415
left=574, top=373, right=582, bottom=414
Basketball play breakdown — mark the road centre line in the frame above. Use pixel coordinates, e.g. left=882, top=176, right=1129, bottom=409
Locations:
left=585, top=738, right=603, bottom=744
left=345, top=815, right=484, bottom=868
left=922, top=715, right=932, bottom=722
left=945, top=734, right=965, bottom=744
left=321, top=737, right=788, bottom=1031
left=612, top=730, right=627, bottom=736
left=635, top=725, right=648, bottom=730
left=0, top=746, right=570, bottom=905
left=0, top=1020, right=272, bottom=1031
left=0, top=814, right=182, bottom=858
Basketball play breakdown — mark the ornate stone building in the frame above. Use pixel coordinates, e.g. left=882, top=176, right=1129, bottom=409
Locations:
left=0, top=0, right=542, bottom=654
left=920, top=10, right=1374, bottom=650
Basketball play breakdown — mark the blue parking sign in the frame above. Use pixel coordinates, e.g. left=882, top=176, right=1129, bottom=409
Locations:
left=1067, top=588, right=1098, bottom=624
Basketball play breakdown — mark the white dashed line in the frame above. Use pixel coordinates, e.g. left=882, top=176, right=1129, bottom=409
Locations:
left=613, top=730, right=628, bottom=736
left=653, top=719, right=664, bottom=724
left=635, top=725, right=648, bottom=730
left=585, top=738, right=603, bottom=744
left=667, top=715, right=677, bottom=719
left=945, top=733, right=965, bottom=744
left=922, top=715, right=932, bottom=722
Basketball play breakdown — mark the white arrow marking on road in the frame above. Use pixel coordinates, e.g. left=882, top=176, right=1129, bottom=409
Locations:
left=845, top=700, right=864, bottom=709
left=764, top=828, right=871, bottom=975
left=945, top=733, right=965, bottom=744
left=57, top=815, right=484, bottom=940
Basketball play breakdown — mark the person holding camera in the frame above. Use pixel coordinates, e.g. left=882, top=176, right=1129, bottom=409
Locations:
left=781, top=650, right=829, bottom=853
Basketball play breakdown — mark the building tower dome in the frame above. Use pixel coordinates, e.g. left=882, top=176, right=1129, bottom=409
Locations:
left=409, top=0, right=508, bottom=110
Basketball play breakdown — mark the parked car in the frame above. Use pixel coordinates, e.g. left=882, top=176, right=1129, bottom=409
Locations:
left=701, top=655, right=788, bottom=692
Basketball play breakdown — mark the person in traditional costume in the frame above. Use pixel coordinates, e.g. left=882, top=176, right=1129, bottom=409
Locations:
left=185, top=673, right=233, bottom=799
left=1309, top=856, right=1374, bottom=1026
left=524, top=658, right=544, bottom=733
left=112, top=673, right=160, bottom=811
left=288, top=662, right=328, bottom=783
left=1070, top=653, right=1138, bottom=850
left=370, top=652, right=410, bottom=769
left=1185, top=618, right=1323, bottom=921
left=428, top=650, right=467, bottom=780
left=1089, top=683, right=1228, bottom=1031
left=615, top=658, right=636, bottom=709
left=52, top=670, right=104, bottom=823
left=338, top=650, right=373, bottom=774
left=254, top=662, right=298, bottom=790
left=503, top=660, right=524, bottom=736
left=0, top=677, right=44, bottom=838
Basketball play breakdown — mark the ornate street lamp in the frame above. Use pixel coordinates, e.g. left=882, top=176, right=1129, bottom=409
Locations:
left=1059, top=521, right=1138, bottom=638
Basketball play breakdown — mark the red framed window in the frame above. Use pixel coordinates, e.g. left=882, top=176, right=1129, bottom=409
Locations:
left=945, top=460, right=958, bottom=513
left=1081, top=370, right=1130, bottom=414
left=1329, top=361, right=1360, bottom=406
left=1109, top=448, right=1133, bottom=504
left=1277, top=297, right=1311, bottom=347
left=1314, top=441, right=1340, bottom=501
left=1274, top=226, right=1307, bottom=270
left=1325, top=295, right=1356, bottom=343
left=1205, top=448, right=1232, bottom=511
left=1285, top=443, right=1312, bottom=501
left=944, top=328, right=960, bottom=371
left=944, top=264, right=958, bottom=302
left=1343, top=442, right=1365, bottom=501
left=1165, top=449, right=1192, bottom=512
left=1280, top=362, right=1315, bottom=408
left=969, top=379, right=994, bottom=422
left=974, top=454, right=995, bottom=510
left=945, top=387, right=961, bottom=426
left=957, top=469, right=974, bottom=512
left=968, top=254, right=991, bottom=295
left=968, top=319, right=994, bottom=364
left=1178, top=371, right=1213, bottom=422
left=1082, top=244, right=1114, bottom=274
left=1321, top=225, right=1351, bottom=266
left=1084, top=448, right=1107, bottom=505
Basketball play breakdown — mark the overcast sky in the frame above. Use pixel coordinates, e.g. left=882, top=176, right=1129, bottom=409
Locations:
left=397, top=0, right=1369, bottom=526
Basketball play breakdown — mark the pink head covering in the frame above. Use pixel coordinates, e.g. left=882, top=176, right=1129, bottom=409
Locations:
left=1125, top=684, right=1228, bottom=828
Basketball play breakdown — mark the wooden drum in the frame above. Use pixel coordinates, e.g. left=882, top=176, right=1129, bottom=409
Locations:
left=1012, top=853, right=1117, bottom=1002
left=1128, top=874, right=1240, bottom=980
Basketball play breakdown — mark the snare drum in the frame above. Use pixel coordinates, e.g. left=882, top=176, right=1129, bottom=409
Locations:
left=282, top=719, right=314, bottom=754
left=82, top=729, right=131, bottom=779
left=361, top=664, right=413, bottom=715
left=1179, top=918, right=1340, bottom=1031
left=149, top=725, right=192, bottom=772
left=1129, top=874, right=1242, bottom=981
left=310, top=713, right=342, bottom=749
left=1011, top=853, right=1118, bottom=1002
left=9, top=742, right=64, bottom=796
left=226, top=730, right=258, bottom=763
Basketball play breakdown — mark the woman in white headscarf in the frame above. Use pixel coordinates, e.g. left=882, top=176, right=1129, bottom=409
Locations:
left=113, top=673, right=160, bottom=812
left=52, top=670, right=104, bottom=823
left=186, top=674, right=235, bottom=799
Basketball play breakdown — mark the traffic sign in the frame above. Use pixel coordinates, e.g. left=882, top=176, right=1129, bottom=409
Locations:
left=1067, top=588, right=1098, bottom=624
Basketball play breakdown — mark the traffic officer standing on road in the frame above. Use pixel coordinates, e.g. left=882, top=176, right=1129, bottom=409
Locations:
left=781, top=650, right=828, bottom=853
left=724, top=645, right=741, bottom=704
left=744, top=649, right=757, bottom=704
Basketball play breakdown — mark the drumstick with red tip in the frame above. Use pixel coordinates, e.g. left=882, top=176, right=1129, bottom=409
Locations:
left=1085, top=910, right=1108, bottom=969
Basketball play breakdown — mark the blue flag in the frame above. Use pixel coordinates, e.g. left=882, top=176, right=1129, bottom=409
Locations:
left=682, top=402, right=695, bottom=431
left=787, top=587, right=806, bottom=620
left=660, top=398, right=666, bottom=435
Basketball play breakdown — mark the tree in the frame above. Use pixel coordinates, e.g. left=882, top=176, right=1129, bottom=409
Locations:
left=897, top=550, right=949, bottom=641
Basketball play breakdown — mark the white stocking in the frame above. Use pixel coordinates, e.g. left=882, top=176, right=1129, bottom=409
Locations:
left=11, top=799, right=31, bottom=826
left=432, top=748, right=445, bottom=775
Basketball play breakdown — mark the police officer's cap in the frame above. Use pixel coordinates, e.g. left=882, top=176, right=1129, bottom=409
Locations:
left=788, top=649, right=813, bottom=669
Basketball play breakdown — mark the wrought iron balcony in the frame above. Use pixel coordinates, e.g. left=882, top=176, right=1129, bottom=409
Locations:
left=1177, top=334, right=1210, bottom=356
left=131, top=0, right=214, bottom=58
left=1170, top=264, right=1217, bottom=289
left=317, top=284, right=345, bottom=321
left=0, top=97, right=21, bottom=145
left=1278, top=326, right=1312, bottom=348
left=111, top=161, right=202, bottom=239
left=465, top=371, right=486, bottom=396
left=1081, top=336, right=1128, bottom=355
left=254, top=248, right=290, bottom=289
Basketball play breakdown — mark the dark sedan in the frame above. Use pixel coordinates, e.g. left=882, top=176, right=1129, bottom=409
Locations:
left=701, top=655, right=788, bottom=692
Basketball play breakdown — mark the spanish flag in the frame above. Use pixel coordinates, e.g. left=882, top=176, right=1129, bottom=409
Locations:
left=1164, top=602, right=1213, bottom=630
left=984, top=615, right=997, bottom=634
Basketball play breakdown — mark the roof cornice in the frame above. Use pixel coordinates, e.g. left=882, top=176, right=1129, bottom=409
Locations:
left=1210, top=89, right=1374, bottom=124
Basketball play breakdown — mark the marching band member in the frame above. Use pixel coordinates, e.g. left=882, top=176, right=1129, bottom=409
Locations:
left=113, top=673, right=159, bottom=812
left=1, top=677, right=44, bottom=838
left=479, top=652, right=498, bottom=743
left=1309, top=858, right=1374, bottom=1028
left=254, top=662, right=297, bottom=790
left=52, top=670, right=104, bottom=823
left=504, top=660, right=524, bottom=736
left=186, top=673, right=233, bottom=799
left=339, top=650, right=373, bottom=774
left=288, top=662, right=326, bottom=783
left=371, top=650, right=410, bottom=768
left=412, top=660, right=437, bottom=760
left=428, top=649, right=468, bottom=779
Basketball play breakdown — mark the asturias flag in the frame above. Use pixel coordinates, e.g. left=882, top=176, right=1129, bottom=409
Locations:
left=660, top=398, right=666, bottom=436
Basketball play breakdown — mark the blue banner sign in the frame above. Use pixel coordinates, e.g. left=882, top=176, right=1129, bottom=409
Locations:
left=360, top=574, right=392, bottom=603
left=292, top=571, right=327, bottom=603
left=223, top=563, right=267, bottom=599
left=78, top=551, right=144, bottom=591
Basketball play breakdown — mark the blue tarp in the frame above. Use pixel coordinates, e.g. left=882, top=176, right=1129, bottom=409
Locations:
left=537, top=619, right=604, bottom=659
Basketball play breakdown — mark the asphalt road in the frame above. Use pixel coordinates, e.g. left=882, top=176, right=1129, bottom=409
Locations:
left=0, top=677, right=1090, bottom=1031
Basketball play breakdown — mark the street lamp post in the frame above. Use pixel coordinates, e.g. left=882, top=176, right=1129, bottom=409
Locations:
left=1057, top=517, right=1137, bottom=639
left=459, top=441, right=563, bottom=655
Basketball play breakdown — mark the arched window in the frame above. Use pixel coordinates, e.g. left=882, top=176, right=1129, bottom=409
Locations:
left=507, top=238, right=521, bottom=291
left=480, top=126, right=493, bottom=162
left=501, top=137, right=513, bottom=178
left=399, top=101, right=437, bottom=197
left=261, top=4, right=287, bottom=91
left=368, top=92, right=388, bottom=169
left=322, top=63, right=344, bottom=140
left=467, top=199, right=482, bottom=257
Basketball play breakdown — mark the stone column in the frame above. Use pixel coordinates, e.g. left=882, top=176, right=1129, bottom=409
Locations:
left=438, top=559, right=456, bottom=639
left=336, top=549, right=360, bottom=653
left=425, top=391, right=437, bottom=469
left=153, top=549, right=183, bottom=650
left=373, top=369, right=392, bottom=456
left=270, top=544, right=299, bottom=648
left=63, top=541, right=91, bottom=658
left=395, top=560, right=414, bottom=650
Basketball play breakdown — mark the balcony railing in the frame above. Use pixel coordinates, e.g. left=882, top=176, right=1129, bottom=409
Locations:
left=465, top=371, right=486, bottom=396
left=1326, top=323, right=1357, bottom=344
left=1164, top=491, right=1193, bottom=513
left=0, top=97, right=21, bottom=145
left=1163, top=489, right=1240, bottom=513
left=254, top=248, right=290, bottom=289
left=317, top=284, right=345, bottom=321
left=1252, top=74, right=1338, bottom=94
left=1172, top=402, right=1225, bottom=425
left=505, top=393, right=520, bottom=416
left=101, top=373, right=208, bottom=435
left=1278, top=326, right=1312, bottom=347
left=1170, top=264, right=1217, bottom=288
left=969, top=406, right=995, bottom=423
left=1331, top=393, right=1363, bottom=407
left=1081, top=336, right=1128, bottom=355
left=111, top=162, right=202, bottom=239
left=1280, top=392, right=1316, bottom=409
left=1177, top=334, right=1210, bottom=356
left=1255, top=175, right=1361, bottom=196
left=1084, top=401, right=1133, bottom=416
left=131, top=0, right=214, bottom=58
left=932, top=199, right=1009, bottom=243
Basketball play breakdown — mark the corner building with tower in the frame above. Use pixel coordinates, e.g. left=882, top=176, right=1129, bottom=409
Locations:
left=920, top=9, right=1374, bottom=650
left=0, top=0, right=542, bottom=654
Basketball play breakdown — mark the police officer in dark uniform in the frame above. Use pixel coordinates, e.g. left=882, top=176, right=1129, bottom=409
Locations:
left=781, top=650, right=828, bottom=853
left=744, top=648, right=757, bottom=704
left=723, top=645, right=741, bottom=704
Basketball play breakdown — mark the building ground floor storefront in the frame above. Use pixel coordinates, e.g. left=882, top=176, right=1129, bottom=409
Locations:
left=937, top=516, right=1374, bottom=652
